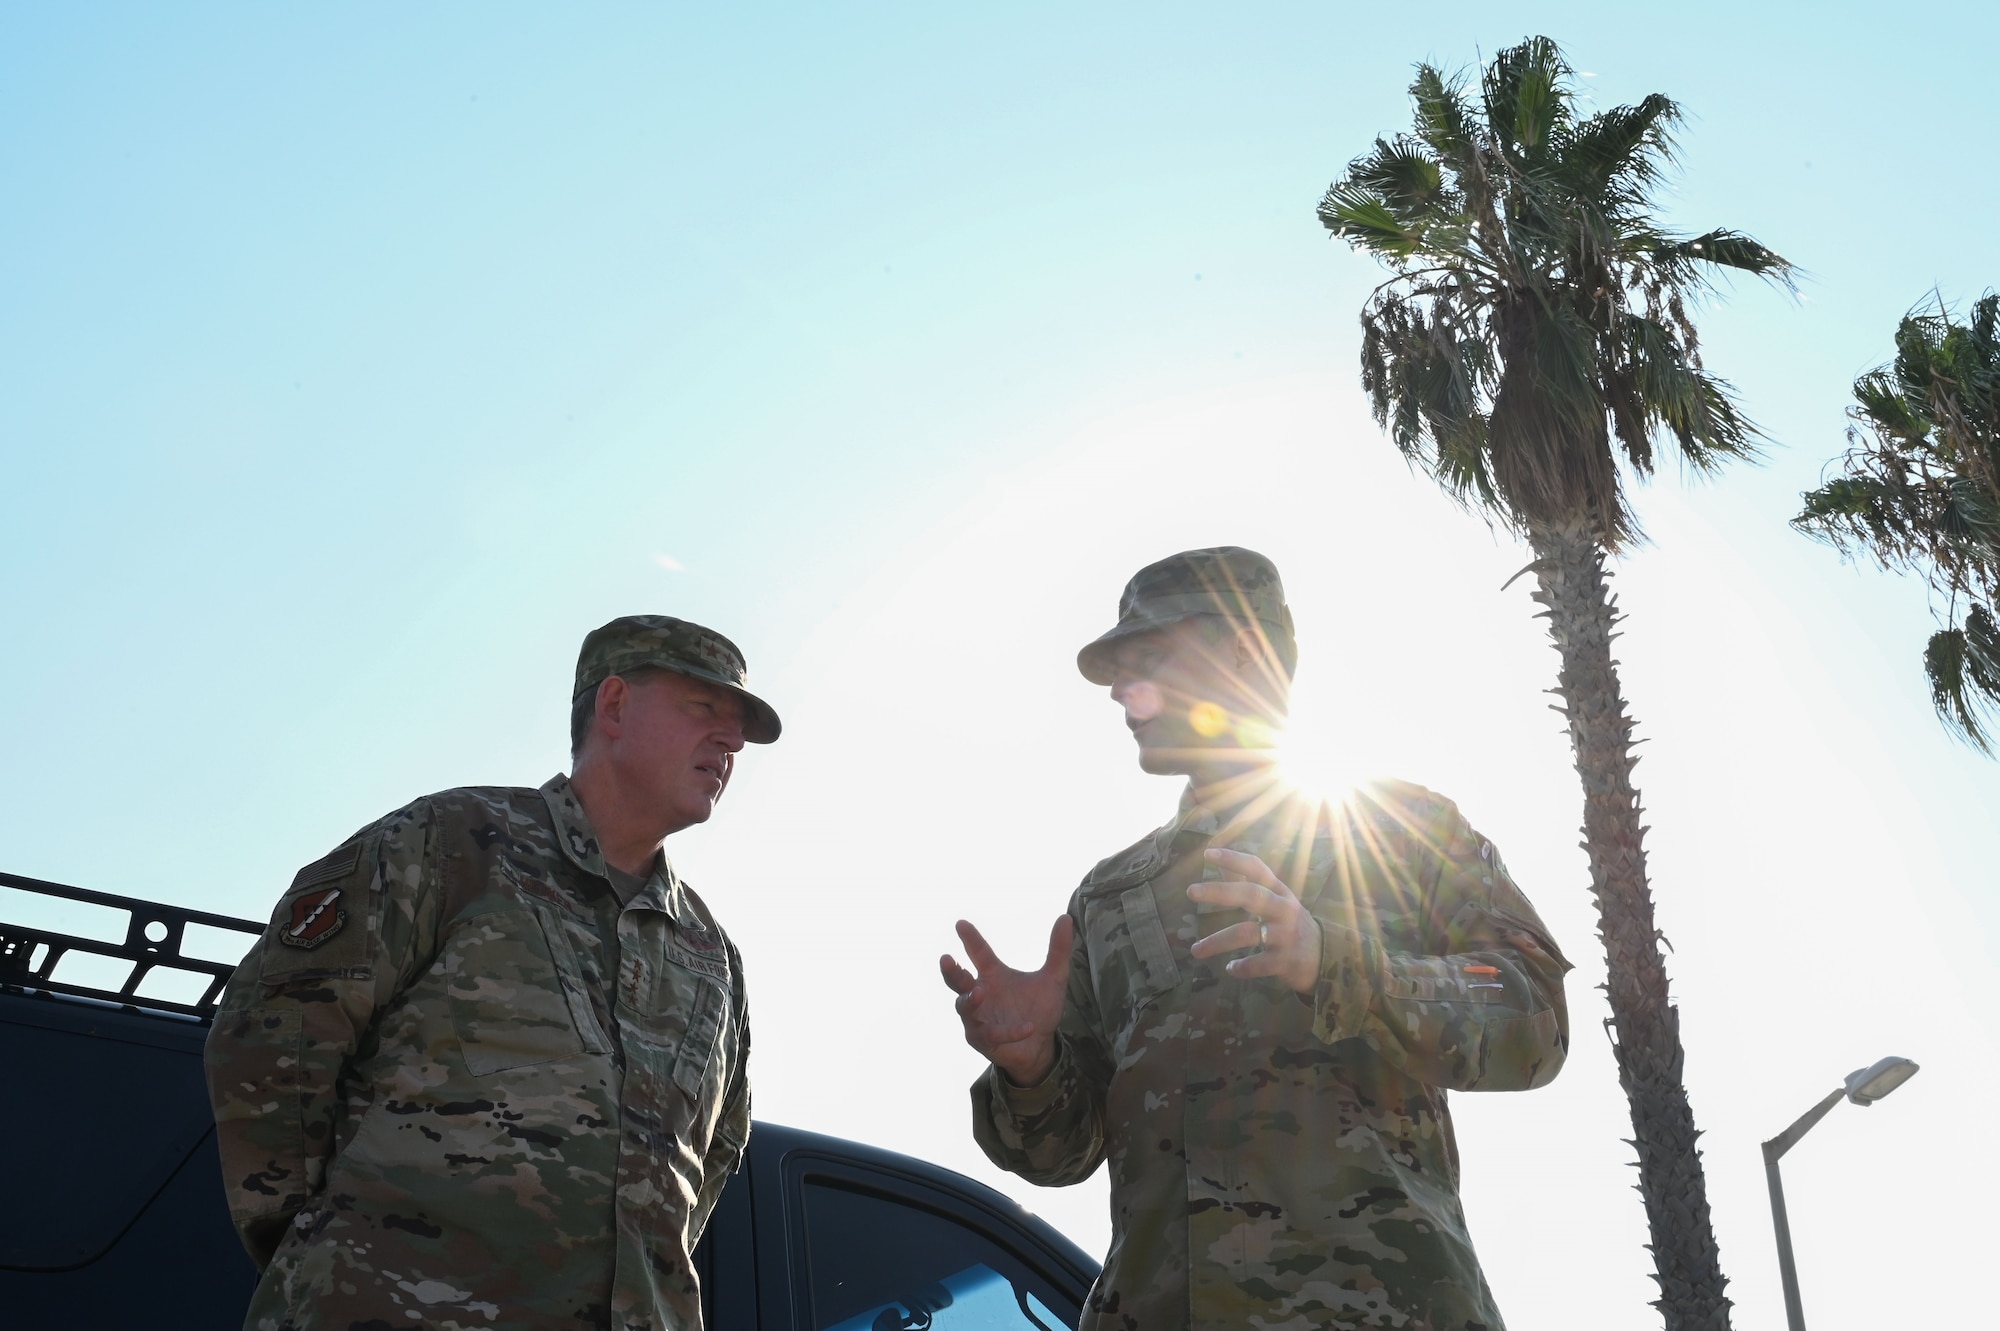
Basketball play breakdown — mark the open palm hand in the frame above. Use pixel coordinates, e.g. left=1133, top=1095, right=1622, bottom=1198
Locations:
left=939, top=916, right=1074, bottom=1087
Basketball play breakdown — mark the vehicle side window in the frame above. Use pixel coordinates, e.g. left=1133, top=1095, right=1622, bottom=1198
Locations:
left=800, top=1178, right=1075, bottom=1331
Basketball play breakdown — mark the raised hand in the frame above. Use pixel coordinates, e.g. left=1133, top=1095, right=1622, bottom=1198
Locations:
left=939, top=916, right=1074, bottom=1087
left=1187, top=847, right=1324, bottom=993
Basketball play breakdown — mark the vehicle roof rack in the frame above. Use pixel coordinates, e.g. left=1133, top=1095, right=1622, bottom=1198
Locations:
left=0, top=871, right=262, bottom=1020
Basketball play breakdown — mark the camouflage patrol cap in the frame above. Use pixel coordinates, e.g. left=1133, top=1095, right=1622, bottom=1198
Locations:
left=574, top=615, right=782, bottom=744
left=1077, top=546, right=1297, bottom=685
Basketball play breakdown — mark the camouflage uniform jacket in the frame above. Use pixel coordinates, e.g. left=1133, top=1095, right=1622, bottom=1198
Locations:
left=972, top=779, right=1570, bottom=1331
left=206, top=774, right=751, bottom=1331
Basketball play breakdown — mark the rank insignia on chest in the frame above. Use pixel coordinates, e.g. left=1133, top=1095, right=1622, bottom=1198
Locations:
left=280, top=887, right=348, bottom=949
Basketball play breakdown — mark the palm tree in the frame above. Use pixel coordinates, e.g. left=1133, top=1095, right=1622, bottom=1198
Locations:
left=1795, top=295, right=2000, bottom=750
left=1316, top=37, right=1792, bottom=1331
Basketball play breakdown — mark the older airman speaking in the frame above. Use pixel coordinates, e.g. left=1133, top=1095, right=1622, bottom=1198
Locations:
left=942, top=547, right=1572, bottom=1330
left=206, top=615, right=778, bottom=1331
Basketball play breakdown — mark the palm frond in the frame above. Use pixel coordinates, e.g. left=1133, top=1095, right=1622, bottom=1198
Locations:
left=1851, top=369, right=1927, bottom=444
left=1604, top=366, right=1653, bottom=472
left=1654, top=230, right=1797, bottom=291
left=1359, top=284, right=1500, bottom=508
left=1409, top=63, right=1480, bottom=176
left=1799, top=292, right=2000, bottom=752
left=1671, top=371, right=1759, bottom=472
left=1794, top=473, right=1902, bottom=552
left=1618, top=315, right=1761, bottom=471
left=1565, top=93, right=1680, bottom=198
left=1941, top=474, right=2000, bottom=545
left=1350, top=137, right=1448, bottom=216
left=1924, top=604, right=2000, bottom=752
left=1970, top=293, right=2000, bottom=347
left=1482, top=35, right=1569, bottom=159
left=1317, top=184, right=1423, bottom=258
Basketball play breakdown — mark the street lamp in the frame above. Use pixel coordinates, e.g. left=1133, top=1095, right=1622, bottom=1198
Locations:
left=1761, top=1056, right=1920, bottom=1331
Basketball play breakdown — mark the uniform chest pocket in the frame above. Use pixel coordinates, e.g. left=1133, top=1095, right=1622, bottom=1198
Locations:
left=1118, top=885, right=1182, bottom=998
left=448, top=909, right=588, bottom=1076
left=1084, top=885, right=1182, bottom=1056
left=627, top=957, right=733, bottom=1145
left=672, top=978, right=727, bottom=1098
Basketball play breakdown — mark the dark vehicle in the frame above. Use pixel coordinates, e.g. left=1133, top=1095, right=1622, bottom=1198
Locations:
left=0, top=872, right=1097, bottom=1330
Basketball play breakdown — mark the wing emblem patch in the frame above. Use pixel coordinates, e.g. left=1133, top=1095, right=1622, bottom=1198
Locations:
left=281, top=888, right=347, bottom=949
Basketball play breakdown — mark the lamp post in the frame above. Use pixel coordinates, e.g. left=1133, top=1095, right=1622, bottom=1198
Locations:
left=1761, top=1055, right=1920, bottom=1331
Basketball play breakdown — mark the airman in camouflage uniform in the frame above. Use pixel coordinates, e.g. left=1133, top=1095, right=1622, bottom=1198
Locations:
left=206, top=616, right=781, bottom=1331
left=942, top=549, right=1570, bottom=1330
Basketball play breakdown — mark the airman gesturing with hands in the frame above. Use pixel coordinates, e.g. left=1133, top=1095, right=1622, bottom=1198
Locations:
left=944, top=843, right=1323, bottom=1090
left=941, top=547, right=1572, bottom=1331
left=1186, top=846, right=1322, bottom=992
left=940, top=916, right=1074, bottom=1086
left=945, top=843, right=1323, bottom=1087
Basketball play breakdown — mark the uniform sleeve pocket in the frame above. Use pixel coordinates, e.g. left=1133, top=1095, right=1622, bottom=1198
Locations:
left=1381, top=967, right=1509, bottom=1005
left=448, top=910, right=586, bottom=1076
left=210, top=1006, right=303, bottom=1130
left=207, top=1007, right=310, bottom=1234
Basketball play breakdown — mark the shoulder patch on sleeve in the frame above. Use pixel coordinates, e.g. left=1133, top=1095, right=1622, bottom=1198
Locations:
left=289, top=843, right=362, bottom=894
left=280, top=887, right=349, bottom=949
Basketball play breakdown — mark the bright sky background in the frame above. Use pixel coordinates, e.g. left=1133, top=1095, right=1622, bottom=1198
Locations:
left=4, top=5, right=1996, bottom=1328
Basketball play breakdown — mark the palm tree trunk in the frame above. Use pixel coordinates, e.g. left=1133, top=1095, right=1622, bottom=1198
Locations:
left=1529, top=515, right=1733, bottom=1331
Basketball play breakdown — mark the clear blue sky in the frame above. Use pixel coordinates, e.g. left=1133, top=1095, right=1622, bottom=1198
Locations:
left=4, top=5, right=1995, bottom=1328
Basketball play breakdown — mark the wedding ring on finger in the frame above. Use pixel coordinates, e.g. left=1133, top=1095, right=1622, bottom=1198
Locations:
left=1259, top=922, right=1270, bottom=947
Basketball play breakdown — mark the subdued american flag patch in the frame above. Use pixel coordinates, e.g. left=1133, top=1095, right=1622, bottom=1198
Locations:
left=289, top=843, right=361, bottom=893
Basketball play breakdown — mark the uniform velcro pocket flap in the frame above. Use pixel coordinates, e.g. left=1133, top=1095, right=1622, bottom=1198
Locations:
left=449, top=910, right=587, bottom=1077
left=259, top=965, right=373, bottom=991
left=1490, top=908, right=1573, bottom=973
left=1118, top=885, right=1181, bottom=996
left=673, top=980, right=726, bottom=1097
left=529, top=902, right=613, bottom=1056
left=209, top=1007, right=304, bottom=1132
left=1444, top=899, right=1573, bottom=974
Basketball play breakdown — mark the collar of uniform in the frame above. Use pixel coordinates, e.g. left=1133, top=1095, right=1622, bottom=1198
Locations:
left=632, top=856, right=700, bottom=927
left=540, top=774, right=697, bottom=923
left=1173, top=775, right=1293, bottom=842
left=541, top=773, right=610, bottom=879
left=1177, top=776, right=1336, bottom=859
left=1174, top=782, right=1219, bottom=832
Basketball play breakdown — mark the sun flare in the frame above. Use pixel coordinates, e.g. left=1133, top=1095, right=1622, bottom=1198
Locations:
left=1266, top=663, right=1401, bottom=808
left=1272, top=732, right=1362, bottom=807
